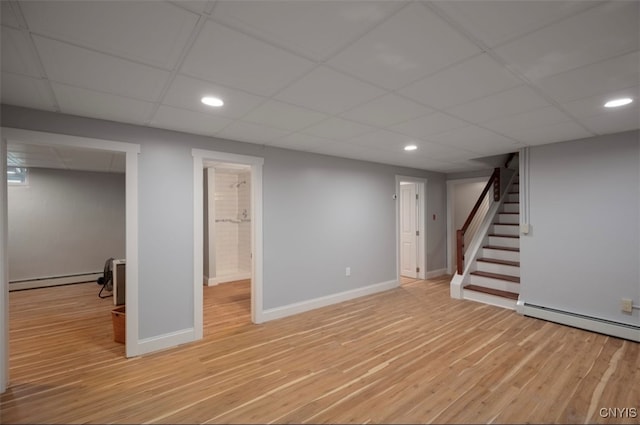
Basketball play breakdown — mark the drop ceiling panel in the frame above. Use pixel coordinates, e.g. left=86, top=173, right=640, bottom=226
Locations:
left=408, top=140, right=474, bottom=161
left=181, top=20, right=315, bottom=97
left=1, top=2, right=20, bottom=27
left=432, top=0, right=599, bottom=48
left=447, top=85, right=550, bottom=124
left=212, top=0, right=403, bottom=61
left=494, top=2, right=640, bottom=80
left=428, top=125, right=521, bottom=155
left=536, top=52, right=640, bottom=104
left=20, top=0, right=199, bottom=69
left=301, top=117, right=377, bottom=141
left=243, top=100, right=327, bottom=132
left=51, top=83, right=155, bottom=125
left=327, top=2, right=480, bottom=90
left=561, top=86, right=640, bottom=119
left=579, top=104, right=640, bottom=135
left=340, top=93, right=433, bottom=127
left=169, top=1, right=212, bottom=15
left=390, top=112, right=468, bottom=140
left=35, top=36, right=170, bottom=102
left=1, top=73, right=56, bottom=111
left=482, top=106, right=576, bottom=139
left=398, top=53, right=522, bottom=109
left=274, top=65, right=385, bottom=115
left=511, top=120, right=594, bottom=146
left=1, top=27, right=42, bottom=77
left=216, top=120, right=291, bottom=145
left=162, top=74, right=266, bottom=119
left=270, top=133, right=338, bottom=152
left=347, top=129, right=415, bottom=152
left=150, top=105, right=233, bottom=137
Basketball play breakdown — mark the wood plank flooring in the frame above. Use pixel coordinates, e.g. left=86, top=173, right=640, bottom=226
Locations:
left=1, top=277, right=639, bottom=424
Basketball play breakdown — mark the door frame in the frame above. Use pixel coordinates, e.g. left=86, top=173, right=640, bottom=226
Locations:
left=192, top=149, right=264, bottom=338
left=395, top=176, right=426, bottom=282
left=1, top=127, right=140, bottom=393
left=446, top=176, right=488, bottom=274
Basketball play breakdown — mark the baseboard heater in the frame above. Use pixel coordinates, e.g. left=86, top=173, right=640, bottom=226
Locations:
left=524, top=303, right=640, bottom=342
left=9, top=271, right=102, bottom=292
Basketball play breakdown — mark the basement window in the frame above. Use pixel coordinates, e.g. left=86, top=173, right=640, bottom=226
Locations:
left=7, top=166, right=28, bottom=185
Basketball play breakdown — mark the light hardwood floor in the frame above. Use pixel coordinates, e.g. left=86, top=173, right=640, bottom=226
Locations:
left=1, top=277, right=638, bottom=424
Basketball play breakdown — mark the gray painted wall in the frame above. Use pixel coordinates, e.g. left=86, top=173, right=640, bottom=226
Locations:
left=521, top=130, right=639, bottom=326
left=1, top=105, right=447, bottom=340
left=8, top=167, right=125, bottom=281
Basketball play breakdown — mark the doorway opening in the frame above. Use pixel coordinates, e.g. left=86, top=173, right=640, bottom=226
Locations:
left=396, top=176, right=426, bottom=285
left=1, top=128, right=140, bottom=393
left=192, top=149, right=264, bottom=341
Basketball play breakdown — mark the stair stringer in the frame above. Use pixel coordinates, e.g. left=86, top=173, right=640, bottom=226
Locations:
left=450, top=170, right=517, bottom=299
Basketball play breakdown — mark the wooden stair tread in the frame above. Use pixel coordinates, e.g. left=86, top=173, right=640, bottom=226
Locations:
left=470, top=270, right=520, bottom=283
left=503, top=202, right=519, bottom=204
left=477, top=257, right=520, bottom=267
left=484, top=245, right=519, bottom=252
left=489, top=234, right=519, bottom=239
left=499, top=212, right=519, bottom=215
left=493, top=223, right=518, bottom=226
left=465, top=285, right=519, bottom=300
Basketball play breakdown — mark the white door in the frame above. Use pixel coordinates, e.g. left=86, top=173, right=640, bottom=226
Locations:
left=400, top=183, right=418, bottom=278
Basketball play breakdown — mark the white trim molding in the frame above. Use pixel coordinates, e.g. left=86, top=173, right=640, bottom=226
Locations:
left=1, top=134, right=8, bottom=393
left=136, top=328, right=196, bottom=356
left=206, top=272, right=252, bottom=286
left=262, top=280, right=398, bottom=322
left=9, top=273, right=102, bottom=291
left=426, top=268, right=447, bottom=279
left=524, top=304, right=640, bottom=342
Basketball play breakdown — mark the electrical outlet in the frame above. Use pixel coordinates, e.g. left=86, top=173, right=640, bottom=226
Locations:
left=621, top=298, right=633, bottom=313
left=345, top=267, right=351, bottom=277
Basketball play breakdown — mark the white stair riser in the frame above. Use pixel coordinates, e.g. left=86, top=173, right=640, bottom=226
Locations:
left=496, top=213, right=519, bottom=224
left=506, top=193, right=519, bottom=202
left=488, top=236, right=519, bottom=248
left=511, top=184, right=519, bottom=192
left=483, top=248, right=519, bottom=262
left=502, top=203, right=519, bottom=213
left=476, top=261, right=520, bottom=277
left=492, top=224, right=519, bottom=236
left=463, top=290, right=517, bottom=310
left=468, top=275, right=520, bottom=293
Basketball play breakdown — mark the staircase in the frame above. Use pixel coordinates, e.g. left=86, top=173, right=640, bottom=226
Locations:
left=463, top=176, right=520, bottom=309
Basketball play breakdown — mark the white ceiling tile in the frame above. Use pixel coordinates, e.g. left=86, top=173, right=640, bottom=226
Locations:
left=301, top=117, right=376, bottom=141
left=169, top=1, right=212, bottom=14
left=447, top=85, right=550, bottom=124
left=561, top=86, right=640, bottom=118
left=21, top=1, right=199, bottom=69
left=275, top=66, right=385, bottom=115
left=150, top=105, right=233, bottom=136
left=327, top=2, right=480, bottom=90
left=409, top=140, right=475, bottom=161
left=398, top=54, right=522, bottom=109
left=428, top=125, right=520, bottom=155
left=536, top=52, right=640, bottom=104
left=243, top=100, right=328, bottom=132
left=579, top=104, right=640, bottom=135
left=432, top=0, right=600, bottom=48
left=213, top=1, right=403, bottom=61
left=494, top=2, right=639, bottom=80
left=1, top=73, right=56, bottom=111
left=51, top=83, right=155, bottom=125
left=482, top=106, right=575, bottom=138
left=181, top=20, right=315, bottom=97
left=1, top=27, right=41, bottom=77
left=390, top=112, right=468, bottom=140
left=270, top=133, right=337, bottom=152
left=514, top=120, right=594, bottom=145
left=217, top=120, right=291, bottom=144
left=340, top=93, right=433, bottom=127
left=348, top=129, right=415, bottom=152
left=35, top=36, right=170, bottom=102
left=1, top=2, right=20, bottom=27
left=162, top=74, right=266, bottom=119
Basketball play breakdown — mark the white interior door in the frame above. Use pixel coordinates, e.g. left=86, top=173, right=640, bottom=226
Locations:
left=400, top=183, right=418, bottom=278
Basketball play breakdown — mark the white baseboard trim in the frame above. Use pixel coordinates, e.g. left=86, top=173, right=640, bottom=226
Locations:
left=426, top=268, right=447, bottom=279
left=9, top=272, right=102, bottom=291
left=206, top=272, right=251, bottom=286
left=524, top=304, right=640, bottom=342
left=450, top=273, right=464, bottom=299
left=136, top=328, right=196, bottom=356
left=262, top=279, right=399, bottom=322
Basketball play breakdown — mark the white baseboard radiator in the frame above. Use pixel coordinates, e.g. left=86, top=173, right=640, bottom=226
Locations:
left=9, top=271, right=102, bottom=291
left=524, top=303, right=640, bottom=342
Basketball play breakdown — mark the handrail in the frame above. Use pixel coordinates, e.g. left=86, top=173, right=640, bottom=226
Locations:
left=456, top=167, right=501, bottom=274
left=504, top=152, right=517, bottom=169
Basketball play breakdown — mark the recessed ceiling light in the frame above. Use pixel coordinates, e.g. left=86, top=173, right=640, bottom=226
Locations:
left=604, top=97, right=633, bottom=108
left=201, top=96, right=224, bottom=107
left=404, top=145, right=418, bottom=151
